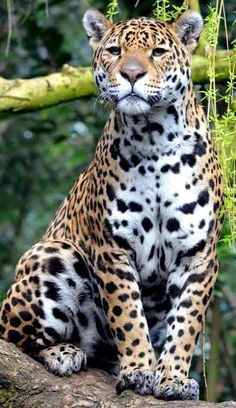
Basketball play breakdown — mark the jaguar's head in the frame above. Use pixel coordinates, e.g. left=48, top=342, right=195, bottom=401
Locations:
left=83, top=9, right=203, bottom=115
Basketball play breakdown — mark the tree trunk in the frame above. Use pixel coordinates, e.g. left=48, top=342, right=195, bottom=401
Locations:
left=0, top=51, right=234, bottom=113
left=0, top=340, right=235, bottom=408
left=206, top=296, right=221, bottom=402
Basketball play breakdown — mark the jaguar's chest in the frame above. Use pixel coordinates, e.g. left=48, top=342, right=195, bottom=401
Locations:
left=106, top=147, right=211, bottom=284
left=109, top=173, right=160, bottom=277
left=105, top=161, right=168, bottom=267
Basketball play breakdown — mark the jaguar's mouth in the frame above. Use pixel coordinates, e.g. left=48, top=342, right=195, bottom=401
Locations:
left=116, top=94, right=151, bottom=115
left=119, top=92, right=148, bottom=104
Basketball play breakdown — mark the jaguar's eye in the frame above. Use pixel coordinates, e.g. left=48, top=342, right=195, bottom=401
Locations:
left=152, top=47, right=168, bottom=57
left=106, top=46, right=121, bottom=56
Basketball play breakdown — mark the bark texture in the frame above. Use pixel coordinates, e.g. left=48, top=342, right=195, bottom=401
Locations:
left=0, top=340, right=235, bottom=408
left=0, top=51, right=234, bottom=113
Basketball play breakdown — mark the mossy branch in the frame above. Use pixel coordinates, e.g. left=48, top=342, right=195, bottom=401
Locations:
left=0, top=52, right=235, bottom=113
left=0, top=340, right=235, bottom=408
left=0, top=65, right=95, bottom=113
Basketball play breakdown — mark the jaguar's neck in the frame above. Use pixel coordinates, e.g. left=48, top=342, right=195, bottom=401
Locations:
left=105, top=82, right=207, bottom=158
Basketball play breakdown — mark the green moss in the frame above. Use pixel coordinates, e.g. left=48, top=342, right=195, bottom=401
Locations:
left=0, top=385, right=18, bottom=408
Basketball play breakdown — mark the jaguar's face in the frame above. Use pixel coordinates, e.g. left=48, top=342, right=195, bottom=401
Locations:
left=83, top=10, right=203, bottom=115
left=92, top=19, right=191, bottom=115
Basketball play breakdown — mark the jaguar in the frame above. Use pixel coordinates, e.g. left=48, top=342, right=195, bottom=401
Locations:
left=0, top=8, right=223, bottom=400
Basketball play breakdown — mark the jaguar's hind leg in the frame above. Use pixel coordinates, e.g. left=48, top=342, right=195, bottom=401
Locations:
left=0, top=239, right=95, bottom=376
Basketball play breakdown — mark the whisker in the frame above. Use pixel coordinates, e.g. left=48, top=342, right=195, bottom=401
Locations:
left=93, top=90, right=112, bottom=115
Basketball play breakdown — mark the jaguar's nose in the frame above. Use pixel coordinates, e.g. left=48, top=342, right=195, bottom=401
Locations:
left=120, top=68, right=146, bottom=84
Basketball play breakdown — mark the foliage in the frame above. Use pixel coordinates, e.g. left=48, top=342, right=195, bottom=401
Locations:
left=153, top=0, right=188, bottom=22
left=0, top=0, right=235, bottom=403
left=106, top=0, right=119, bottom=21
left=203, top=1, right=236, bottom=242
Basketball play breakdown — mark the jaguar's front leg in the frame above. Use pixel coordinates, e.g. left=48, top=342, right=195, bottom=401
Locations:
left=154, top=252, right=218, bottom=400
left=95, top=250, right=156, bottom=395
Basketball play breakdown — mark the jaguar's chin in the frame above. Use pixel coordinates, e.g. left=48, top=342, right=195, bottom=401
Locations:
left=116, top=95, right=151, bottom=115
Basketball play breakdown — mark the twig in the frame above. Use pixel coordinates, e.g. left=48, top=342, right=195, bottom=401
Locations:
left=45, top=0, right=49, bottom=18
left=202, top=316, right=209, bottom=401
left=6, top=0, right=13, bottom=56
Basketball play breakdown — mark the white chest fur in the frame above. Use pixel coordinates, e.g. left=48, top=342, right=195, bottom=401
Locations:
left=107, top=142, right=211, bottom=285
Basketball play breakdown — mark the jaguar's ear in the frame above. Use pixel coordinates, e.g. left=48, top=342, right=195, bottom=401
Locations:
left=83, top=9, right=112, bottom=51
left=172, top=10, right=203, bottom=53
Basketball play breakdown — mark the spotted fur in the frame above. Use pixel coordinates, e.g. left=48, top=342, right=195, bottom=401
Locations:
left=0, top=9, right=223, bottom=400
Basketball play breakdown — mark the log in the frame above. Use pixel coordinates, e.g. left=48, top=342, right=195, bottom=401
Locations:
left=0, top=340, right=235, bottom=408
left=0, top=51, right=235, bottom=113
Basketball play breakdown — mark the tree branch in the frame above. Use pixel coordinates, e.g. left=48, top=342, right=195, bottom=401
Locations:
left=0, top=340, right=236, bottom=408
left=0, top=51, right=235, bottom=113
left=189, top=0, right=201, bottom=12
left=0, top=65, right=95, bottom=113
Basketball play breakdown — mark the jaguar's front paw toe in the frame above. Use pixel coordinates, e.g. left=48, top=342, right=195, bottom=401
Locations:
left=116, top=370, right=155, bottom=396
left=154, top=377, right=199, bottom=400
